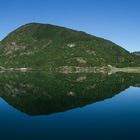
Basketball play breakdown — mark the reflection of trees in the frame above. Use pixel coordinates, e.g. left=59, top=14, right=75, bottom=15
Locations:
left=0, top=72, right=140, bottom=116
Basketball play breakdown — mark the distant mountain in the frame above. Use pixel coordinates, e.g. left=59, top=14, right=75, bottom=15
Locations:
left=133, top=51, right=140, bottom=56
left=0, top=23, right=140, bottom=69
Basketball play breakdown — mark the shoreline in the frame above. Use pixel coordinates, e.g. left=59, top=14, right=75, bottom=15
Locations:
left=110, top=67, right=140, bottom=74
left=0, top=66, right=139, bottom=74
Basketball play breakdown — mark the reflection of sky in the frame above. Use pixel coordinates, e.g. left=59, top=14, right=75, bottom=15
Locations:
left=0, top=0, right=140, bottom=52
left=0, top=87, right=140, bottom=140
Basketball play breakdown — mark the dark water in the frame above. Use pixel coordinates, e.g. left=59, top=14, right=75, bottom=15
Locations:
left=0, top=72, right=140, bottom=140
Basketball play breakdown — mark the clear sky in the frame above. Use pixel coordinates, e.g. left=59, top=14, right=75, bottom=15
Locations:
left=0, top=0, right=139, bottom=52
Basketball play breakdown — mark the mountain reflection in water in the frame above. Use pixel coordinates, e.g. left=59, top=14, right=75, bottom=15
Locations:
left=0, top=72, right=140, bottom=116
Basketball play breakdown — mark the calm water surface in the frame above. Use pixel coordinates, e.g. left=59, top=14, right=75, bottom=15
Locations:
left=0, top=72, right=140, bottom=140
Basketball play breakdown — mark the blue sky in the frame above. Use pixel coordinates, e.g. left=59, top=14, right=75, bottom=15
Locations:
left=0, top=0, right=139, bottom=52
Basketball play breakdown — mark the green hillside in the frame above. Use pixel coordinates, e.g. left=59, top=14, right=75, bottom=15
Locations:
left=0, top=23, right=140, bottom=69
